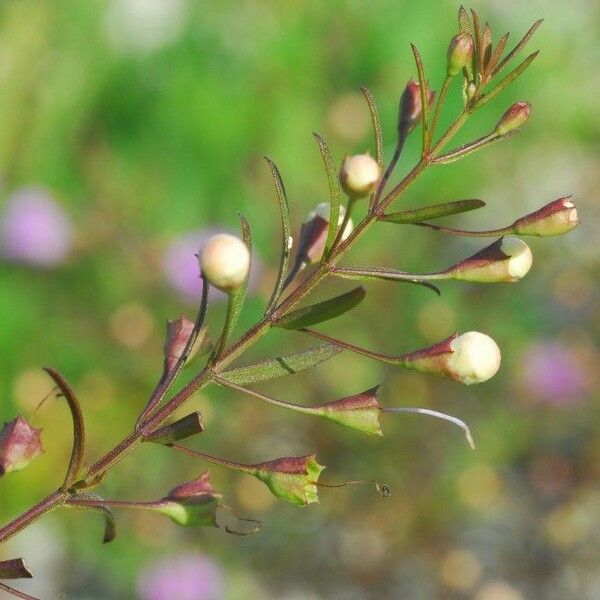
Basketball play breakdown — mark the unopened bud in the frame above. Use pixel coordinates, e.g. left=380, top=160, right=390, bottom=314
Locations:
left=512, top=197, right=579, bottom=237
left=251, top=454, right=325, bottom=507
left=316, top=386, right=382, bottom=436
left=300, top=202, right=353, bottom=264
left=445, top=237, right=533, bottom=283
left=163, top=317, right=211, bottom=376
left=447, top=33, right=474, bottom=76
left=156, top=472, right=221, bottom=527
left=403, top=332, right=501, bottom=385
left=463, top=80, right=477, bottom=104
left=495, top=101, right=532, bottom=135
left=199, top=233, right=250, bottom=292
left=339, top=154, right=382, bottom=199
left=399, top=80, right=436, bottom=135
left=146, top=412, right=204, bottom=445
left=0, top=416, right=43, bottom=476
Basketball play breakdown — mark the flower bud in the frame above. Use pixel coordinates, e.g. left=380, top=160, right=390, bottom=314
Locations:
left=300, top=202, right=353, bottom=264
left=339, top=154, right=382, bottom=199
left=316, top=386, right=382, bottom=436
left=399, top=80, right=436, bottom=135
left=512, top=197, right=579, bottom=237
left=447, top=33, right=474, bottom=76
left=251, top=454, right=325, bottom=507
left=156, top=472, right=221, bottom=527
left=445, top=237, right=533, bottom=283
left=0, top=416, right=43, bottom=476
left=402, top=332, right=501, bottom=385
left=145, top=412, right=204, bottom=445
left=463, top=80, right=477, bottom=104
left=494, top=101, right=532, bottom=136
left=199, top=233, right=250, bottom=292
left=163, top=317, right=211, bottom=376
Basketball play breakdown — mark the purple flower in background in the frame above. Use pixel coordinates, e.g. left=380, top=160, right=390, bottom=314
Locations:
left=0, top=187, right=72, bottom=267
left=137, top=553, right=225, bottom=600
left=162, top=228, right=262, bottom=305
left=520, top=341, right=590, bottom=407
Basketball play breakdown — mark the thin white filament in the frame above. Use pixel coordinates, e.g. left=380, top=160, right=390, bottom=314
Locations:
left=383, top=407, right=475, bottom=449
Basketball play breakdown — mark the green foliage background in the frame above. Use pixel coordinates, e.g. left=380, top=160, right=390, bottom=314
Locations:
left=0, top=0, right=597, bottom=598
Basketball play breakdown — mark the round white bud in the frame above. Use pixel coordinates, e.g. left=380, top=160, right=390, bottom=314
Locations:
left=500, top=237, right=533, bottom=279
left=448, top=331, right=501, bottom=385
left=339, top=154, right=382, bottom=198
left=199, top=233, right=250, bottom=292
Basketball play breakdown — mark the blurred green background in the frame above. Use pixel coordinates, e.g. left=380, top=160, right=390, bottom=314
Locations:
left=0, top=0, right=598, bottom=598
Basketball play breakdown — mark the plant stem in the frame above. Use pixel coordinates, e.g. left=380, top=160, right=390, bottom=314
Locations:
left=429, top=75, right=452, bottom=145
left=0, top=104, right=471, bottom=547
left=0, top=490, right=66, bottom=544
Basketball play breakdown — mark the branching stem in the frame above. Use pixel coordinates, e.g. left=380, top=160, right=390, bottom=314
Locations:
left=0, top=97, right=475, bottom=546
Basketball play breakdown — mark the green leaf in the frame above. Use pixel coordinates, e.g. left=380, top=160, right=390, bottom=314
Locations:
left=482, top=22, right=493, bottom=68
left=487, top=32, right=510, bottom=75
left=381, top=199, right=485, bottom=224
left=493, top=19, right=543, bottom=76
left=43, top=368, right=85, bottom=488
left=0, top=559, right=33, bottom=580
left=332, top=267, right=441, bottom=295
left=220, top=344, right=342, bottom=384
left=275, top=286, right=366, bottom=330
left=433, top=132, right=509, bottom=164
left=410, top=44, right=431, bottom=152
left=470, top=9, right=483, bottom=76
left=312, top=132, right=342, bottom=257
left=264, top=158, right=291, bottom=313
left=475, top=51, right=539, bottom=108
left=359, top=86, right=383, bottom=166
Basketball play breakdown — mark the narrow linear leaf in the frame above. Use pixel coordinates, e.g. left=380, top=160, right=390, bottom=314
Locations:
left=332, top=267, right=441, bottom=295
left=458, top=5, right=471, bottom=35
left=43, top=368, right=85, bottom=488
left=264, top=158, right=291, bottom=313
left=475, top=51, right=538, bottom=108
left=275, top=286, right=366, bottom=330
left=493, top=19, right=543, bottom=76
left=68, top=493, right=117, bottom=544
left=470, top=9, right=483, bottom=76
left=0, top=559, right=32, bottom=580
left=487, top=32, right=510, bottom=75
left=412, top=222, right=511, bottom=237
left=482, top=22, right=493, bottom=69
left=220, top=344, right=342, bottom=385
left=381, top=199, right=485, bottom=224
left=359, top=86, right=384, bottom=166
left=313, top=132, right=342, bottom=257
left=433, top=132, right=513, bottom=164
left=410, top=44, right=430, bottom=152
